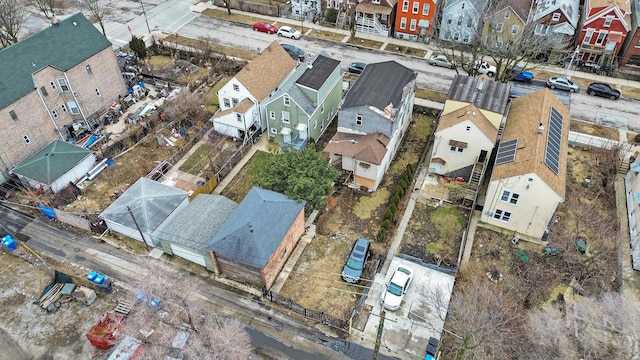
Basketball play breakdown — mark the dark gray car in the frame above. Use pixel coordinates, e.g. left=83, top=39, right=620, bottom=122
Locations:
left=341, top=238, right=370, bottom=283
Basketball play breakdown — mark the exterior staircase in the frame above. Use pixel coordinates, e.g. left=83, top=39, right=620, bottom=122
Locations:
left=449, top=157, right=489, bottom=208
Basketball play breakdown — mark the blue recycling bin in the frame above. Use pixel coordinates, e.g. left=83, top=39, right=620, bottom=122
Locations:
left=1, top=235, right=17, bottom=251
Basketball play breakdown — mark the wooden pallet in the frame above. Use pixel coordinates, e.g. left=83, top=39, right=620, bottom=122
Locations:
left=40, top=283, right=64, bottom=309
left=113, top=300, right=133, bottom=316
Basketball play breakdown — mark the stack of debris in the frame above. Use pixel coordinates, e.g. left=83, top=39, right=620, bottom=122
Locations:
left=86, top=312, right=126, bottom=349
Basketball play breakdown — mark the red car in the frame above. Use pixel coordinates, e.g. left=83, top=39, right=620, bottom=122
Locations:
left=252, top=22, right=277, bottom=34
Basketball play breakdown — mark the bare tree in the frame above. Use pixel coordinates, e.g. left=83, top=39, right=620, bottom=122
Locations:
left=0, top=0, right=26, bottom=48
left=163, top=90, right=206, bottom=129
left=31, top=0, right=56, bottom=19
left=77, top=0, right=112, bottom=36
left=527, top=292, right=640, bottom=360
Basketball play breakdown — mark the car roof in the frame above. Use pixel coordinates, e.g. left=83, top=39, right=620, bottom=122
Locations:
left=391, top=267, right=411, bottom=284
left=355, top=237, right=370, bottom=247
left=280, top=26, right=292, bottom=30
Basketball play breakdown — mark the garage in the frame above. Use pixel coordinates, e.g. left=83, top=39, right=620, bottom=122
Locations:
left=170, top=244, right=206, bottom=267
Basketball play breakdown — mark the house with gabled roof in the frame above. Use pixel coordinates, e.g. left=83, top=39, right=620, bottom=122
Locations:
left=325, top=61, right=416, bottom=192
left=439, top=0, right=487, bottom=44
left=442, top=75, right=511, bottom=128
left=429, top=104, right=496, bottom=179
left=10, top=140, right=96, bottom=193
left=0, top=13, right=126, bottom=185
left=156, top=194, right=237, bottom=271
left=618, top=0, right=640, bottom=72
left=100, top=178, right=190, bottom=248
left=263, top=52, right=342, bottom=149
left=211, top=42, right=297, bottom=142
left=206, top=187, right=306, bottom=289
left=482, top=0, right=533, bottom=48
left=532, top=0, right=580, bottom=60
left=577, top=0, right=631, bottom=67
left=480, top=88, right=570, bottom=241
left=355, top=0, right=398, bottom=37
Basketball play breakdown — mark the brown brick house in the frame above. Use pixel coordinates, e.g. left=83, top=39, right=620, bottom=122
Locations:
left=0, top=12, right=126, bottom=183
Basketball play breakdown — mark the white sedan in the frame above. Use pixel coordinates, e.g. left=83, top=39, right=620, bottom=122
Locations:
left=381, top=267, right=413, bottom=311
left=277, top=26, right=301, bottom=40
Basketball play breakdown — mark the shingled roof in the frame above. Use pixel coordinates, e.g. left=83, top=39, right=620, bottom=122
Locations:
left=0, top=13, right=112, bottom=109
left=447, top=75, right=511, bottom=116
left=234, top=41, right=297, bottom=101
left=207, top=187, right=306, bottom=268
left=324, top=132, right=390, bottom=165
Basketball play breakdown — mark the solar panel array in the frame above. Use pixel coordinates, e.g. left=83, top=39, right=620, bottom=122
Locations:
left=495, top=139, right=518, bottom=165
left=545, top=107, right=563, bottom=174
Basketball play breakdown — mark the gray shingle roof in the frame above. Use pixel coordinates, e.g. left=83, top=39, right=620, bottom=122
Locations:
left=296, top=54, right=341, bottom=90
left=100, top=178, right=189, bottom=235
left=341, top=61, right=416, bottom=111
left=206, top=187, right=306, bottom=268
left=10, top=140, right=93, bottom=184
left=155, top=194, right=238, bottom=251
left=0, top=13, right=112, bottom=109
left=447, top=75, right=511, bottom=115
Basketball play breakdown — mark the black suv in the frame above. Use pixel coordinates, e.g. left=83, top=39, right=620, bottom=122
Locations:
left=587, top=82, right=620, bottom=100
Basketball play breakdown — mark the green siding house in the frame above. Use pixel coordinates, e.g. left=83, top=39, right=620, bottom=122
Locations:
left=263, top=52, right=343, bottom=148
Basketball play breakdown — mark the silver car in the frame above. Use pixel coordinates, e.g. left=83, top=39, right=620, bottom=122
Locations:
left=546, top=77, right=579, bottom=92
left=428, top=55, right=455, bottom=69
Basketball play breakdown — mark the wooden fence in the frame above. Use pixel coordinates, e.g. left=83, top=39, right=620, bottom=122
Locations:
left=212, top=0, right=281, bottom=16
left=262, top=288, right=349, bottom=336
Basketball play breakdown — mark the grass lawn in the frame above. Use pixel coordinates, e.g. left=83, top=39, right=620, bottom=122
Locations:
left=385, top=44, right=427, bottom=58
left=347, top=36, right=384, bottom=50
left=416, top=87, right=447, bottom=103
left=570, top=119, right=620, bottom=140
left=162, top=34, right=257, bottom=60
left=307, top=29, right=346, bottom=42
left=201, top=8, right=267, bottom=26
left=220, top=150, right=271, bottom=203
left=621, top=85, right=640, bottom=100
left=179, top=143, right=216, bottom=175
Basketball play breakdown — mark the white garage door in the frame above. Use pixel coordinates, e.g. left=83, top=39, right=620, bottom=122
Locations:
left=170, top=244, right=206, bottom=267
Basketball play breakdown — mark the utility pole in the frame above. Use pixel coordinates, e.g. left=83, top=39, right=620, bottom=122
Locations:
left=372, top=310, right=385, bottom=360
left=127, top=206, right=151, bottom=249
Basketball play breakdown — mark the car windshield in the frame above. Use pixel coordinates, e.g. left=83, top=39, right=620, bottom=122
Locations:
left=346, top=257, right=364, bottom=270
left=387, top=282, right=403, bottom=296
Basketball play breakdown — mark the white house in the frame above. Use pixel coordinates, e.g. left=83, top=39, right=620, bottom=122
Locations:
left=480, top=88, right=570, bottom=241
left=439, top=0, right=487, bottom=43
left=429, top=104, right=496, bottom=178
left=211, top=42, right=296, bottom=142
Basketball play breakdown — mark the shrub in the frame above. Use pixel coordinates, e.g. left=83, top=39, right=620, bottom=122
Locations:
left=391, top=194, right=400, bottom=207
left=325, top=8, right=338, bottom=23
left=635, top=133, right=640, bottom=143
left=384, top=208, right=395, bottom=221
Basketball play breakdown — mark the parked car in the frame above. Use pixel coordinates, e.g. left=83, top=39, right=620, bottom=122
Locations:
left=546, top=77, right=580, bottom=93
left=471, top=61, right=496, bottom=77
left=428, top=55, right=455, bottom=69
left=587, top=82, right=620, bottom=100
left=341, top=238, right=371, bottom=283
left=277, top=26, right=302, bottom=39
left=348, top=62, right=367, bottom=74
left=425, top=337, right=440, bottom=360
left=381, top=266, right=412, bottom=311
left=506, top=66, right=533, bottom=83
left=252, top=21, right=277, bottom=34
left=281, top=43, right=305, bottom=61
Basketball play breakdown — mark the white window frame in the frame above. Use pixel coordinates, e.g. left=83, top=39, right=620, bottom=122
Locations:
left=269, top=111, right=276, bottom=119
left=493, top=209, right=511, bottom=222
left=271, top=128, right=278, bottom=134
left=422, top=3, right=429, bottom=15
left=504, top=11, right=510, bottom=19
left=52, top=110, right=58, bottom=119
left=412, top=1, right=419, bottom=14
left=282, top=111, right=290, bottom=124
left=595, top=31, right=607, bottom=45
left=232, top=98, right=239, bottom=106
left=500, top=190, right=520, bottom=205
left=284, top=96, right=290, bottom=106
left=95, top=88, right=101, bottom=97
left=400, top=17, right=407, bottom=29
left=511, top=25, right=519, bottom=35
left=67, top=100, right=80, bottom=115
left=584, top=28, right=595, bottom=43
left=57, top=78, right=69, bottom=92
left=314, top=119, right=318, bottom=129
left=223, top=98, right=231, bottom=108
left=23, top=135, right=31, bottom=144
left=494, top=23, right=503, bottom=32
left=410, top=19, right=417, bottom=31
left=526, top=177, right=535, bottom=184
left=233, top=84, right=239, bottom=91
left=551, top=13, right=561, bottom=22
left=50, top=81, right=57, bottom=91
left=402, top=0, right=408, bottom=12
left=61, top=104, right=67, bottom=112
left=604, top=15, right=613, bottom=27
left=450, top=146, right=464, bottom=153
left=236, top=114, right=243, bottom=122
left=356, top=114, right=363, bottom=126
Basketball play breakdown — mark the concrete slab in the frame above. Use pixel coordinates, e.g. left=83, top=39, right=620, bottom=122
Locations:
left=361, top=257, right=455, bottom=358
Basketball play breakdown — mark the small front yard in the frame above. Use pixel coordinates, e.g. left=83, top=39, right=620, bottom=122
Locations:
left=346, top=36, right=384, bottom=50
left=385, top=44, right=427, bottom=58
left=307, top=29, right=347, bottom=42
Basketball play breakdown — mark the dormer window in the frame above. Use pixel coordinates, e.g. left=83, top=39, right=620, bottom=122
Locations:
left=551, top=13, right=560, bottom=22
left=356, top=114, right=363, bottom=126
left=604, top=16, right=613, bottom=27
left=284, top=96, right=290, bottom=106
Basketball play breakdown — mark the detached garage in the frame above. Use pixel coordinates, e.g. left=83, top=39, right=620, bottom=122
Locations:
left=11, top=140, right=96, bottom=193
left=156, top=194, right=237, bottom=271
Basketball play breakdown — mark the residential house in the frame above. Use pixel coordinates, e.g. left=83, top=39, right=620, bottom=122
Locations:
left=157, top=194, right=237, bottom=271
left=618, top=0, right=640, bottom=71
left=439, top=0, right=487, bottom=44
left=10, top=140, right=96, bottom=194
left=325, top=61, right=416, bottom=192
left=100, top=178, right=190, bottom=248
left=211, top=42, right=296, bottom=142
left=482, top=0, right=533, bottom=48
left=0, top=13, right=126, bottom=184
left=394, top=0, right=439, bottom=41
left=531, top=0, right=580, bottom=61
left=577, top=0, right=631, bottom=67
left=624, top=160, right=640, bottom=270
left=206, top=187, right=306, bottom=289
left=263, top=52, right=342, bottom=149
left=289, top=0, right=322, bottom=21
left=355, top=0, right=398, bottom=37
left=441, top=75, right=511, bottom=127
left=480, top=88, right=570, bottom=241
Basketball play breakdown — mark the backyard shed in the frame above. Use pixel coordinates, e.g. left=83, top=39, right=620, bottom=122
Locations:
left=156, top=194, right=237, bottom=270
left=10, top=140, right=95, bottom=193
left=206, top=187, right=306, bottom=289
left=99, top=177, right=189, bottom=247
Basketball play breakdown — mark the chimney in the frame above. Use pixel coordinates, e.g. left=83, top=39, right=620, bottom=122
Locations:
left=307, top=60, right=313, bottom=69
left=537, top=123, right=544, bottom=134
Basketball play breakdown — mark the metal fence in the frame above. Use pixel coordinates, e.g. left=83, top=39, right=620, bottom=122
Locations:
left=262, top=288, right=349, bottom=335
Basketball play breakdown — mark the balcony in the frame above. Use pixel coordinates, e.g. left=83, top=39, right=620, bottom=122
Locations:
left=355, top=14, right=389, bottom=37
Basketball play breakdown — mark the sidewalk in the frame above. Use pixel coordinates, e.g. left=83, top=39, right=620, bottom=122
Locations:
left=190, top=2, right=640, bottom=90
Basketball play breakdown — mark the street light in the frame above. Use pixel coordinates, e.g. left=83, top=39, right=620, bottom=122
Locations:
left=140, top=0, right=153, bottom=42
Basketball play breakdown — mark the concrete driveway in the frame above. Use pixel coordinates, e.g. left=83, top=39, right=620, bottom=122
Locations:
left=361, top=257, right=455, bottom=358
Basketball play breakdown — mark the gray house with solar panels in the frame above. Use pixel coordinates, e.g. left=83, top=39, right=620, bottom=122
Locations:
left=480, top=88, right=570, bottom=242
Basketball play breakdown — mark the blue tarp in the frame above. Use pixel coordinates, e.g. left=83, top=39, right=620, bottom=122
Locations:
left=38, top=203, right=56, bottom=220
left=84, top=134, right=99, bottom=148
